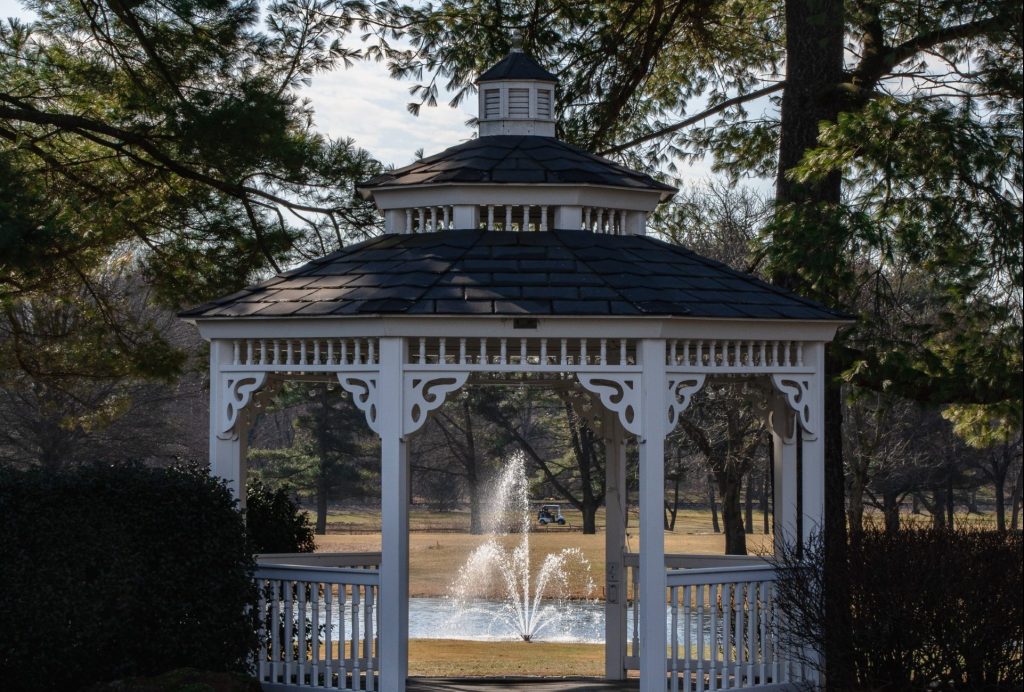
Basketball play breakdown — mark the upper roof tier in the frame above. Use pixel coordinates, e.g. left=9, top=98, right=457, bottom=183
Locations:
left=358, top=135, right=676, bottom=196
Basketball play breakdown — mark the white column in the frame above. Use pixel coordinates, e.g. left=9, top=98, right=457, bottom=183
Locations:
left=604, top=408, right=628, bottom=680
left=209, top=339, right=244, bottom=503
left=378, top=337, right=408, bottom=690
left=801, top=343, right=826, bottom=544
left=625, top=210, right=647, bottom=235
left=384, top=209, right=406, bottom=234
left=452, top=204, right=478, bottom=230
left=638, top=339, right=667, bottom=692
left=554, top=205, right=582, bottom=230
left=771, top=395, right=798, bottom=552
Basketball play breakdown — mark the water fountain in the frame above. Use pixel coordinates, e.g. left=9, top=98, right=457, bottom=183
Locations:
left=447, top=452, right=595, bottom=641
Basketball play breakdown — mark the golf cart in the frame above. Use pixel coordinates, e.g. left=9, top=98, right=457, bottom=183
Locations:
left=537, top=504, right=566, bottom=526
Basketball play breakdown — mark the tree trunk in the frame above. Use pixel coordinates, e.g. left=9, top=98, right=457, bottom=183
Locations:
left=582, top=502, right=598, bottom=534
left=945, top=477, right=955, bottom=528
left=932, top=489, right=946, bottom=529
left=707, top=475, right=721, bottom=533
left=1010, top=465, right=1022, bottom=531
left=717, top=470, right=747, bottom=555
left=744, top=469, right=755, bottom=534
left=882, top=492, right=900, bottom=534
left=762, top=456, right=771, bottom=534
left=992, top=449, right=1008, bottom=532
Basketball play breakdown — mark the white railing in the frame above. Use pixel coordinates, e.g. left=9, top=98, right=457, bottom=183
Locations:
left=623, top=555, right=806, bottom=690
left=229, top=339, right=380, bottom=369
left=480, top=204, right=551, bottom=231
left=255, top=554, right=381, bottom=691
left=405, top=336, right=637, bottom=369
left=403, top=206, right=456, bottom=233
left=667, top=339, right=808, bottom=371
left=394, top=205, right=633, bottom=233
left=582, top=206, right=628, bottom=234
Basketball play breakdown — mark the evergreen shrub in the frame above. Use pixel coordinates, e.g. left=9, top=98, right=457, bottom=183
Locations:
left=0, top=463, right=258, bottom=691
left=245, top=480, right=315, bottom=554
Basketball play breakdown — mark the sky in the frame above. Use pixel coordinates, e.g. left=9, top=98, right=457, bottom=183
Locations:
left=0, top=0, right=724, bottom=181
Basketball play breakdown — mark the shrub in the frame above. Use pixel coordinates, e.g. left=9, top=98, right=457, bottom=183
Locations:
left=245, top=480, right=315, bottom=554
left=771, top=527, right=1023, bottom=691
left=0, top=463, right=258, bottom=691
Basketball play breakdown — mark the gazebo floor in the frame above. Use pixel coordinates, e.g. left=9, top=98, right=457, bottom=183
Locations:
left=407, top=677, right=640, bottom=691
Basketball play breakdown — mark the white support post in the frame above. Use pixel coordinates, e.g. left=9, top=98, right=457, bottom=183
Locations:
left=452, top=204, right=478, bottom=230
left=638, top=339, right=667, bottom=692
left=378, top=337, right=408, bottom=691
left=801, top=343, right=826, bottom=543
left=604, top=408, right=628, bottom=680
left=625, top=210, right=647, bottom=235
left=384, top=209, right=406, bottom=234
left=554, top=205, right=582, bottom=230
left=209, top=339, right=244, bottom=503
left=771, top=395, right=798, bottom=552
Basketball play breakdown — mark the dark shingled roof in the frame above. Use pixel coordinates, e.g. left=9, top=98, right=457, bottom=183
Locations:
left=358, top=136, right=677, bottom=198
left=181, top=230, right=848, bottom=321
left=477, top=51, right=557, bottom=82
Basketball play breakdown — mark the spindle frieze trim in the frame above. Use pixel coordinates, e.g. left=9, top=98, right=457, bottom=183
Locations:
left=227, top=337, right=380, bottom=370
left=218, top=373, right=267, bottom=440
left=403, top=371, right=471, bottom=436
left=667, top=338, right=811, bottom=371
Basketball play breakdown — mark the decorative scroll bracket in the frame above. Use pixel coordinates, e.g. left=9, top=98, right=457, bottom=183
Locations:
left=218, top=373, right=268, bottom=440
left=577, top=373, right=642, bottom=436
left=770, top=374, right=818, bottom=440
left=404, top=371, right=470, bottom=436
left=337, top=373, right=381, bottom=436
left=666, top=374, right=707, bottom=433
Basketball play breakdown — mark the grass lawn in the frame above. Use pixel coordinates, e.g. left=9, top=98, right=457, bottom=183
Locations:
left=408, top=639, right=605, bottom=677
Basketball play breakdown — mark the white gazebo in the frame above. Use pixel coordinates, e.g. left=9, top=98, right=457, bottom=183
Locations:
left=183, top=47, right=847, bottom=692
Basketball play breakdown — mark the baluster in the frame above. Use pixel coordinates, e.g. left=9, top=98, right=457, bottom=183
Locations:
left=480, top=338, right=487, bottom=364
left=522, top=204, right=530, bottom=232
left=520, top=338, right=527, bottom=363
left=540, top=205, right=548, bottom=231
left=245, top=339, right=253, bottom=365
left=368, top=339, right=376, bottom=364
left=365, top=585, right=376, bottom=690
left=784, top=341, right=791, bottom=367
left=340, top=340, right=348, bottom=366
left=430, top=206, right=437, bottom=231
left=709, top=583, right=718, bottom=691
left=735, top=583, right=745, bottom=687
left=327, top=340, right=334, bottom=365
left=313, top=340, right=321, bottom=365
left=600, top=338, right=607, bottom=365
left=683, top=584, right=692, bottom=691
left=311, top=581, right=320, bottom=686
left=351, top=584, right=360, bottom=687
left=232, top=340, right=241, bottom=365
left=796, top=342, right=804, bottom=367
left=297, top=580, right=307, bottom=684
left=580, top=338, right=588, bottom=364
left=696, top=584, right=705, bottom=692
left=620, top=209, right=628, bottom=234
left=620, top=339, right=627, bottom=365
left=258, top=340, right=266, bottom=365
left=747, top=582, right=756, bottom=685
left=671, top=586, right=679, bottom=692
left=439, top=337, right=446, bottom=363
left=459, top=338, right=467, bottom=364
left=696, top=341, right=703, bottom=366
left=338, top=582, right=347, bottom=681
left=499, top=338, right=507, bottom=364
left=561, top=339, right=568, bottom=365
left=257, top=581, right=268, bottom=681
left=745, top=341, right=753, bottom=367
left=584, top=207, right=592, bottom=230
left=487, top=205, right=495, bottom=231
left=419, top=337, right=426, bottom=364
left=631, top=566, right=640, bottom=664
left=670, top=339, right=677, bottom=365
left=271, top=580, right=281, bottom=682
left=284, top=580, right=294, bottom=682
left=417, top=208, right=425, bottom=233
left=297, top=340, right=306, bottom=365
left=540, top=338, right=548, bottom=364
left=355, top=339, right=362, bottom=364
left=683, top=340, right=691, bottom=365
left=759, top=341, right=766, bottom=367
left=404, top=209, right=412, bottom=233
left=596, top=208, right=604, bottom=233
left=505, top=205, right=513, bottom=231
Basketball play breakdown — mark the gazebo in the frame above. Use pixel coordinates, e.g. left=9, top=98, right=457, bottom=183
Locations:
left=182, top=47, right=847, bottom=692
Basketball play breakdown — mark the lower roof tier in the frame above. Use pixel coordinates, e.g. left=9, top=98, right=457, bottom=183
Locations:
left=181, top=230, right=847, bottom=321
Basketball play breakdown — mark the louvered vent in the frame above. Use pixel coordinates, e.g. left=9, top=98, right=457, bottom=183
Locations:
left=508, top=88, right=530, bottom=116
left=537, top=89, right=552, bottom=118
left=483, top=89, right=500, bottom=118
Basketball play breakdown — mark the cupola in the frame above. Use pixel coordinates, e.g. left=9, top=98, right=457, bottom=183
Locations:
left=476, top=42, right=558, bottom=137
